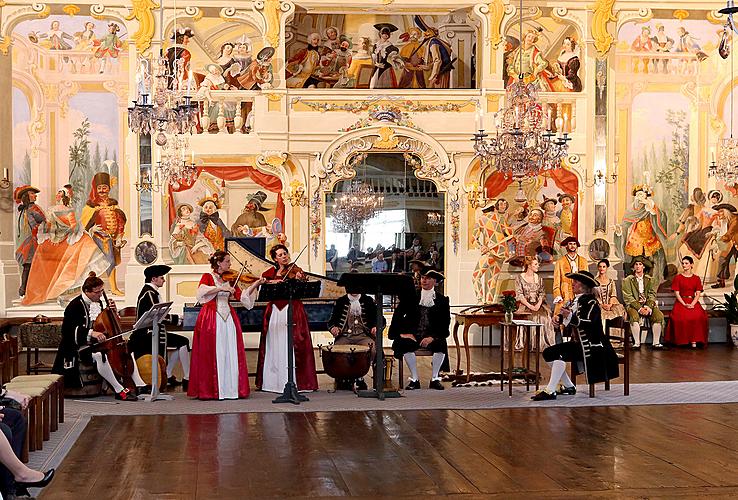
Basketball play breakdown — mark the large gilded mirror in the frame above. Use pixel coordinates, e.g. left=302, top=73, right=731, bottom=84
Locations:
left=325, top=153, right=444, bottom=279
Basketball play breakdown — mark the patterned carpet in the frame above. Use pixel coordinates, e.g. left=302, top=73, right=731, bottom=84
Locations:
left=57, top=379, right=738, bottom=416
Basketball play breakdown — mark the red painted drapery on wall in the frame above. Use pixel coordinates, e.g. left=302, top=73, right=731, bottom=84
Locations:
left=483, top=169, right=579, bottom=239
left=167, top=166, right=284, bottom=227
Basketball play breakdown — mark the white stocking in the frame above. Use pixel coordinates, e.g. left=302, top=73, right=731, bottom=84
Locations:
left=404, top=352, right=419, bottom=381
left=130, top=354, right=146, bottom=387
left=545, top=359, right=569, bottom=394
left=630, top=323, right=641, bottom=347
left=652, top=322, right=662, bottom=345
left=92, top=352, right=124, bottom=394
left=167, top=350, right=179, bottom=378
left=179, top=345, right=191, bottom=379
left=431, top=352, right=445, bottom=381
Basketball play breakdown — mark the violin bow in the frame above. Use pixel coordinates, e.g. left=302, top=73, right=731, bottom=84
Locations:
left=281, top=244, right=308, bottom=281
left=227, top=251, right=249, bottom=285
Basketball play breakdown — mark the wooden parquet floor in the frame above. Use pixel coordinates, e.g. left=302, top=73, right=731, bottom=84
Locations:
left=38, top=345, right=738, bottom=499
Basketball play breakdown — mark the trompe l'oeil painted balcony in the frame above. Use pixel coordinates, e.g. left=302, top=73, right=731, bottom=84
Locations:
left=614, top=49, right=707, bottom=78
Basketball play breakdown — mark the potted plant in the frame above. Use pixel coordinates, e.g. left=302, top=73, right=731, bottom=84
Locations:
left=500, top=289, right=517, bottom=324
left=713, top=275, right=738, bottom=347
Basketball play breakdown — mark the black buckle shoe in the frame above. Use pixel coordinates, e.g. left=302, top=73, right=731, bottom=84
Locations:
left=182, top=379, right=189, bottom=392
left=557, top=385, right=576, bottom=396
left=115, top=389, right=138, bottom=401
left=531, top=390, right=557, bottom=401
left=429, top=379, right=445, bottom=390
left=167, top=376, right=181, bottom=387
left=405, top=379, right=420, bottom=390
left=355, top=378, right=368, bottom=391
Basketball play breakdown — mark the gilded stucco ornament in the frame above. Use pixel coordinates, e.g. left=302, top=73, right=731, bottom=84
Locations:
left=124, top=0, right=157, bottom=53
left=474, top=0, right=505, bottom=49
left=62, top=5, right=81, bottom=16
left=254, top=0, right=293, bottom=48
left=591, top=0, right=617, bottom=58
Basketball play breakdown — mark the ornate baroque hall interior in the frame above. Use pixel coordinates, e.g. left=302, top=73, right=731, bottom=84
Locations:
left=3, top=0, right=738, bottom=498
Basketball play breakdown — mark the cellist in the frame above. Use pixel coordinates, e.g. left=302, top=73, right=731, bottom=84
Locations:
left=52, top=272, right=144, bottom=401
left=249, top=244, right=319, bottom=393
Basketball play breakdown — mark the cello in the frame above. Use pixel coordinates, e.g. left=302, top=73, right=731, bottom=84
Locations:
left=92, top=289, right=139, bottom=393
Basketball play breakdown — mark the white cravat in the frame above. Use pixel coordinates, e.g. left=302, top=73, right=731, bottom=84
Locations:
left=567, top=254, right=578, bottom=273
left=636, top=275, right=645, bottom=294
left=348, top=294, right=362, bottom=315
left=419, top=288, right=436, bottom=307
left=81, top=293, right=102, bottom=322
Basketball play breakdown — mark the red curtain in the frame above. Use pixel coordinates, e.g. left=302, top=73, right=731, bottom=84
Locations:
left=483, top=169, right=579, bottom=237
left=167, top=166, right=284, bottom=227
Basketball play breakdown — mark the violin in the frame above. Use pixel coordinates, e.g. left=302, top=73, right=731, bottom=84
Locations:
left=275, top=263, right=307, bottom=281
left=92, top=290, right=138, bottom=392
left=220, top=270, right=257, bottom=287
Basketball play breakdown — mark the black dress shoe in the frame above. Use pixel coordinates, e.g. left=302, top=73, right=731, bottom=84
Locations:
left=115, top=389, right=138, bottom=401
left=355, top=378, right=368, bottom=391
left=652, top=344, right=669, bottom=351
left=531, top=390, right=557, bottom=401
left=182, top=379, right=189, bottom=392
left=15, top=469, right=55, bottom=489
left=405, top=379, right=420, bottom=390
left=138, top=385, right=152, bottom=395
left=429, top=379, right=445, bottom=390
left=712, top=280, right=726, bottom=289
left=557, top=385, right=577, bottom=396
left=167, top=376, right=182, bottom=387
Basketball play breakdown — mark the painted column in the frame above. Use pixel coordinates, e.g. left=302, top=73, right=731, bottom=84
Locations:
left=0, top=48, right=18, bottom=312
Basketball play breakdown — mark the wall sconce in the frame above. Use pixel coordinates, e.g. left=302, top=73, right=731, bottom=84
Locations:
left=285, top=180, right=307, bottom=207
left=465, top=182, right=488, bottom=209
left=427, top=212, right=443, bottom=226
left=584, top=169, right=617, bottom=187
left=0, top=168, right=9, bottom=189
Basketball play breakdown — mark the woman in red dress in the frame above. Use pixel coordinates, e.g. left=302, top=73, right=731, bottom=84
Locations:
left=665, top=256, right=708, bottom=348
left=188, top=250, right=263, bottom=399
left=254, top=244, right=318, bottom=392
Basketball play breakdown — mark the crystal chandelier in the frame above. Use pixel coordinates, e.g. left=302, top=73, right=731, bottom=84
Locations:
left=332, top=180, right=384, bottom=233
left=711, top=1, right=738, bottom=184
left=127, top=5, right=198, bottom=146
left=135, top=134, right=197, bottom=192
left=473, top=0, right=570, bottom=184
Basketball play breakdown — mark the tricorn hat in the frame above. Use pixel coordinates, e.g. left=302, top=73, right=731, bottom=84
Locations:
left=374, top=23, right=398, bottom=36
left=246, top=190, right=269, bottom=211
left=144, top=264, right=172, bottom=280
left=13, top=185, right=40, bottom=203
left=560, top=236, right=580, bottom=247
left=421, top=268, right=444, bottom=282
left=714, top=203, right=738, bottom=214
left=565, top=270, right=597, bottom=289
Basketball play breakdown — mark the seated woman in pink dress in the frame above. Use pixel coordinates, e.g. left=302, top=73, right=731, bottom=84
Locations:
left=665, top=255, right=708, bottom=348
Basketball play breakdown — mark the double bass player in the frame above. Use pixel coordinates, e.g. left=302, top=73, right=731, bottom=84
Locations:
left=53, top=272, right=146, bottom=401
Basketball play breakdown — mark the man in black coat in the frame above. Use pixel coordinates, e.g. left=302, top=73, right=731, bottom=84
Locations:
left=327, top=282, right=381, bottom=390
left=389, top=268, right=450, bottom=390
left=52, top=273, right=141, bottom=401
left=532, top=270, right=620, bottom=401
left=128, top=265, right=190, bottom=390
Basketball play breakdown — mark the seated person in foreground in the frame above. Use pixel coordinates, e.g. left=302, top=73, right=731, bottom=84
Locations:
left=389, top=268, right=450, bottom=390
left=622, top=256, right=666, bottom=350
left=327, top=281, right=380, bottom=391
left=533, top=271, right=619, bottom=401
left=128, top=264, right=191, bottom=390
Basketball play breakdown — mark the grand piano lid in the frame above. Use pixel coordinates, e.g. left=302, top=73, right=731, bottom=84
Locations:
left=226, top=239, right=346, bottom=299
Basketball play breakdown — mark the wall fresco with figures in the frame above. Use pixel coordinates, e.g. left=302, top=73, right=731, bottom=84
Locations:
left=7, top=1, right=738, bottom=314
left=503, top=12, right=583, bottom=92
left=11, top=10, right=127, bottom=305
left=285, top=10, right=477, bottom=89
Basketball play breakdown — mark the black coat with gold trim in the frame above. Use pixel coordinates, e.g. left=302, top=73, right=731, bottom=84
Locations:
left=568, top=293, right=620, bottom=384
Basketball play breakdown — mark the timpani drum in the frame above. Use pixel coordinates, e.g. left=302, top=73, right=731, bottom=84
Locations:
left=320, top=344, right=372, bottom=382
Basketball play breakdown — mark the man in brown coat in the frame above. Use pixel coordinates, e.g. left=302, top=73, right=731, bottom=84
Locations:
left=713, top=203, right=738, bottom=288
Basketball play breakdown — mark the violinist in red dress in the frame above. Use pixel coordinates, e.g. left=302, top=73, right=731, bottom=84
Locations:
left=188, top=251, right=263, bottom=400
left=52, top=273, right=146, bottom=401
left=248, top=244, right=319, bottom=392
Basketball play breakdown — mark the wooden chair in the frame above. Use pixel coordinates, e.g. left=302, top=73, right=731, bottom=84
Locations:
left=398, top=348, right=433, bottom=388
left=570, top=317, right=630, bottom=397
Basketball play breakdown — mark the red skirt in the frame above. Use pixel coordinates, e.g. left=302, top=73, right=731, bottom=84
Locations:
left=665, top=301, right=708, bottom=345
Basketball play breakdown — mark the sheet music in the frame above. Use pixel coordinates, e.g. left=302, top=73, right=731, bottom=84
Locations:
left=512, top=319, right=543, bottom=326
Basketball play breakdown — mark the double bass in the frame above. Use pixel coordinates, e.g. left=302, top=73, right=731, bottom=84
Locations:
left=91, top=290, right=138, bottom=393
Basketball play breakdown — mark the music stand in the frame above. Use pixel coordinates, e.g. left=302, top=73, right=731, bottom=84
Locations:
left=337, top=273, right=415, bottom=400
left=132, top=302, right=174, bottom=402
left=258, top=279, right=322, bottom=405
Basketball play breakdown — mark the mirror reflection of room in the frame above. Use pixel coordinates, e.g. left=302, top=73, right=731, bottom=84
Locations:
left=325, top=153, right=444, bottom=284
